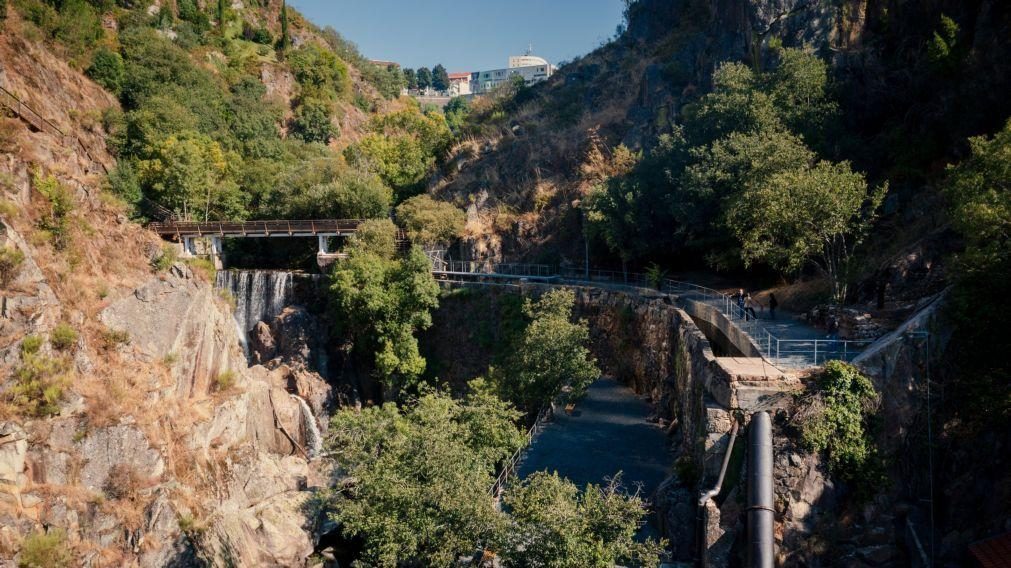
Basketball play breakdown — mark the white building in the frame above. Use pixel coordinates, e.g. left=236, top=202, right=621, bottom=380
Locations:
left=448, top=72, right=472, bottom=96
left=471, top=54, right=554, bottom=94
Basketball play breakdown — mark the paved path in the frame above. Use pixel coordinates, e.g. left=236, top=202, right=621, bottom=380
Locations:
left=517, top=378, right=672, bottom=496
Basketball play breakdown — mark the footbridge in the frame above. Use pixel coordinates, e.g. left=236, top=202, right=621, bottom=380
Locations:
left=149, top=219, right=408, bottom=268
left=429, top=260, right=871, bottom=371
left=149, top=221, right=867, bottom=370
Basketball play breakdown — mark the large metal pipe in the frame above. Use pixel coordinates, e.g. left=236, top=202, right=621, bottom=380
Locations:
left=748, top=411, right=774, bottom=568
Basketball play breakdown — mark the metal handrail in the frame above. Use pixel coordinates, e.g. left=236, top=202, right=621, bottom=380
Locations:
left=0, top=84, right=108, bottom=174
left=434, top=262, right=872, bottom=368
left=490, top=403, right=554, bottom=498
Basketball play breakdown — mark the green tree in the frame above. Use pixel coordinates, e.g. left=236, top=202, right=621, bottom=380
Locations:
left=395, top=194, right=465, bottom=246
left=216, top=0, right=224, bottom=28
left=138, top=131, right=247, bottom=221
left=323, top=386, right=524, bottom=566
left=0, top=0, right=7, bottom=24
left=943, top=121, right=1011, bottom=429
left=288, top=43, right=352, bottom=100
left=403, top=67, right=417, bottom=90
left=328, top=220, right=440, bottom=389
left=278, top=0, right=290, bottom=50
left=444, top=96, right=470, bottom=135
left=496, top=289, right=599, bottom=410
left=291, top=97, right=338, bottom=144
left=499, top=472, right=665, bottom=568
left=53, top=0, right=103, bottom=52
left=416, top=66, right=432, bottom=91
left=432, top=63, right=450, bottom=92
left=927, top=14, right=962, bottom=74
left=86, top=48, right=125, bottom=95
left=724, top=158, right=885, bottom=303
left=283, top=170, right=392, bottom=219
left=344, top=107, right=452, bottom=199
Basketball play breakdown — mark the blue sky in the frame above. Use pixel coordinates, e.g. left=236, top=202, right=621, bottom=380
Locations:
left=288, top=0, right=625, bottom=72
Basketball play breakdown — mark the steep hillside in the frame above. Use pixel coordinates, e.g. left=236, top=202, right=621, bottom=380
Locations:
left=0, top=1, right=431, bottom=565
left=432, top=0, right=1010, bottom=286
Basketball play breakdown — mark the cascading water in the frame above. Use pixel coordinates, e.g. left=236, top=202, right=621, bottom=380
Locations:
left=290, top=394, right=323, bottom=459
left=216, top=270, right=293, bottom=357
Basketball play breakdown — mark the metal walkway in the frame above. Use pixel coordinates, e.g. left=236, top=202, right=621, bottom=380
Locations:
left=431, top=261, right=871, bottom=370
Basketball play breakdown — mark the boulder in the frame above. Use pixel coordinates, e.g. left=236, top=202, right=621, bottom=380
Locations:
left=249, top=321, right=277, bottom=365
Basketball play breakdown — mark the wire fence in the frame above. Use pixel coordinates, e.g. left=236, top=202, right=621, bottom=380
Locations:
left=433, top=262, right=873, bottom=369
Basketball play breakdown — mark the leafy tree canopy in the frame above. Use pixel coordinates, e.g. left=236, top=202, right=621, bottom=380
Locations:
left=493, top=289, right=599, bottom=411
left=323, top=385, right=524, bottom=566
left=395, top=194, right=465, bottom=246
left=498, top=471, right=665, bottom=568
left=328, top=220, right=440, bottom=389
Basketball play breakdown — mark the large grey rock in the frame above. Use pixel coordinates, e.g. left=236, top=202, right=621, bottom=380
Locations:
left=0, top=422, right=28, bottom=489
left=77, top=425, right=164, bottom=491
left=100, top=264, right=245, bottom=399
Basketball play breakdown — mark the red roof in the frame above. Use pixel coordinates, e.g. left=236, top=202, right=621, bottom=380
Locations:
left=970, top=532, right=1011, bottom=567
left=448, top=72, right=471, bottom=80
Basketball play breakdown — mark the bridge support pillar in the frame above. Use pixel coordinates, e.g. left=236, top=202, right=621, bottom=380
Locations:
left=210, top=236, right=225, bottom=270
left=179, top=236, right=196, bottom=258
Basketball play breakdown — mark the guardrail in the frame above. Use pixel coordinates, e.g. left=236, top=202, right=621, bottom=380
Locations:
left=434, top=263, right=871, bottom=369
left=0, top=84, right=108, bottom=174
left=490, top=403, right=554, bottom=499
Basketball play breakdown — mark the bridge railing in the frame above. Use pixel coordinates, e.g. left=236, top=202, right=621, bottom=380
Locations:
left=148, top=219, right=379, bottom=236
left=438, top=262, right=871, bottom=369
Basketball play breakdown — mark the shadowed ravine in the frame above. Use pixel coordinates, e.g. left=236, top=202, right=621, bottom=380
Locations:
left=517, top=378, right=673, bottom=512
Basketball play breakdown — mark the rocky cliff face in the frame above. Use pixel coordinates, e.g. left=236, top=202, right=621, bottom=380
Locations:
left=1, top=260, right=332, bottom=566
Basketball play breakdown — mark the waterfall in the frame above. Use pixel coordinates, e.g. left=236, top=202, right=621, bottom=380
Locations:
left=215, top=270, right=293, bottom=356
left=290, top=394, right=323, bottom=459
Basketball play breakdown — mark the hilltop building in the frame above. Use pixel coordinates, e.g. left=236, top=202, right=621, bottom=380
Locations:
left=470, top=53, right=555, bottom=94
left=448, top=72, right=472, bottom=96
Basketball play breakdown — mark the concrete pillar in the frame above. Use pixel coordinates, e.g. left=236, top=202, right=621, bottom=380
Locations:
left=210, top=236, right=225, bottom=270
left=180, top=236, right=196, bottom=258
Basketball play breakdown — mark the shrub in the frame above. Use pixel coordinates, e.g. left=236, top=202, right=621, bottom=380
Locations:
left=0, top=245, right=25, bottom=288
left=17, top=529, right=72, bottom=568
left=105, top=161, right=142, bottom=206
left=101, top=328, right=131, bottom=350
left=801, top=361, right=885, bottom=493
left=104, top=463, right=143, bottom=500
left=33, top=172, right=74, bottom=251
left=212, top=369, right=236, bottom=391
left=21, top=335, right=43, bottom=355
left=50, top=323, right=78, bottom=351
left=151, top=243, right=179, bottom=272
left=11, top=348, right=68, bottom=417
left=86, top=48, right=125, bottom=95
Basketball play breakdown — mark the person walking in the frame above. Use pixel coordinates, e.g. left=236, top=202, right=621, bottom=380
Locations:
left=768, top=293, right=779, bottom=320
left=745, top=293, right=760, bottom=321
left=735, top=288, right=746, bottom=319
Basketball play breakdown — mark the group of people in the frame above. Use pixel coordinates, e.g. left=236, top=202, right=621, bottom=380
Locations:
left=734, top=289, right=778, bottom=321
